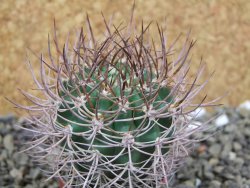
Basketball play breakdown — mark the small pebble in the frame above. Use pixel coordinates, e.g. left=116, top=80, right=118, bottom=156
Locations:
left=211, top=180, right=221, bottom=188
left=229, top=152, right=236, bottom=160
left=237, top=100, right=250, bottom=118
left=208, top=158, right=219, bottom=166
left=10, top=168, right=23, bottom=180
left=215, top=114, right=229, bottom=127
left=233, top=141, right=242, bottom=151
left=3, top=134, right=14, bottom=154
left=208, top=144, right=221, bottom=157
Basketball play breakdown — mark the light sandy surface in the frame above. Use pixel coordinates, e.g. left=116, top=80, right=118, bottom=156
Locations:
left=1, top=0, right=250, bottom=115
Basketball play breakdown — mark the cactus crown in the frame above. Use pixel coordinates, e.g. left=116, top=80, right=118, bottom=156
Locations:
left=12, top=11, right=218, bottom=188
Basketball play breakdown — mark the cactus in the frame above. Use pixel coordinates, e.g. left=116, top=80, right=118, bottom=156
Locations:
left=11, top=13, right=219, bottom=188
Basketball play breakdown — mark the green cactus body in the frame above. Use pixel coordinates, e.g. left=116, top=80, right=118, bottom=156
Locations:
left=56, top=61, right=174, bottom=179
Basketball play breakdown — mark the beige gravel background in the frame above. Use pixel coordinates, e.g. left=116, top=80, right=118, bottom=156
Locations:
left=1, top=0, right=250, bottom=116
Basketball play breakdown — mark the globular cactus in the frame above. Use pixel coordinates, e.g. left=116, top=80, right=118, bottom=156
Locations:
left=12, top=13, right=218, bottom=188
